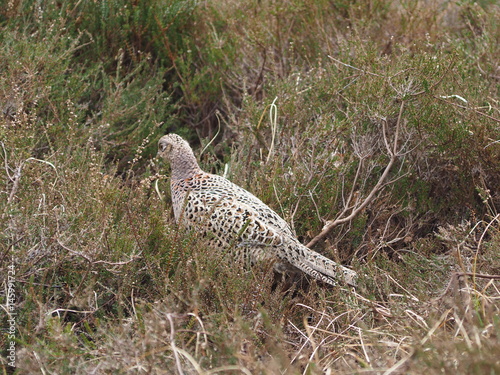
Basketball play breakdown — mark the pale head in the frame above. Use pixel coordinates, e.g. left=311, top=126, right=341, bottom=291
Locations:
left=157, top=134, right=202, bottom=180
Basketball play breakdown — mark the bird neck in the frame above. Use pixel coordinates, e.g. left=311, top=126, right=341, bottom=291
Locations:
left=170, top=150, right=203, bottom=180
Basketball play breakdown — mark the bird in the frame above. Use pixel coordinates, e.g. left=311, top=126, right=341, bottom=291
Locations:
left=157, top=133, right=358, bottom=287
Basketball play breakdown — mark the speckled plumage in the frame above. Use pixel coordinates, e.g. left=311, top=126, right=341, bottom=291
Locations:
left=158, top=134, right=357, bottom=286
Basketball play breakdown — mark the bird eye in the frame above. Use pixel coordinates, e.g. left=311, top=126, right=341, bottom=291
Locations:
left=159, top=143, right=172, bottom=153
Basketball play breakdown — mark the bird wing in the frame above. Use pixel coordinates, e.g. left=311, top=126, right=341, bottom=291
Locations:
left=174, top=173, right=294, bottom=236
left=209, top=174, right=295, bottom=235
left=181, top=186, right=286, bottom=248
left=174, top=173, right=357, bottom=286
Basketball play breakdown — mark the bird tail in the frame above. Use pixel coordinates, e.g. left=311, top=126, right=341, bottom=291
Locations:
left=281, top=239, right=358, bottom=287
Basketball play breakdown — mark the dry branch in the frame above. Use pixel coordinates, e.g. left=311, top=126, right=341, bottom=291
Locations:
left=306, top=101, right=406, bottom=248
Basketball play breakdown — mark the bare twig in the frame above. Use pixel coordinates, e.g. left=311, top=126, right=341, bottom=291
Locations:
left=306, top=101, right=406, bottom=248
left=340, top=157, right=364, bottom=217
left=187, top=312, right=208, bottom=358
left=454, top=272, right=500, bottom=280
left=205, top=366, right=252, bottom=375
left=328, top=55, right=383, bottom=77
left=436, top=96, right=500, bottom=123
left=167, top=313, right=185, bottom=375
left=266, top=96, right=278, bottom=164
left=4, top=154, right=58, bottom=207
left=7, top=165, right=22, bottom=206
left=200, top=110, right=221, bottom=156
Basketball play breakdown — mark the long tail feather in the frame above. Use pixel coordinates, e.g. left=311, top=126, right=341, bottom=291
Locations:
left=280, top=238, right=358, bottom=286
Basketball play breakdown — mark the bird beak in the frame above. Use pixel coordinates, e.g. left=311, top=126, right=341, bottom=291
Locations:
left=155, top=150, right=164, bottom=165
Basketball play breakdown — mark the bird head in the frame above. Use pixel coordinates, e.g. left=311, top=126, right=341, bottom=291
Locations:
left=157, top=134, right=190, bottom=162
left=157, top=134, right=200, bottom=179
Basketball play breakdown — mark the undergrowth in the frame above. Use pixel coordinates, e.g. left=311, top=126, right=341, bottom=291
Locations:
left=1, top=0, right=499, bottom=374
